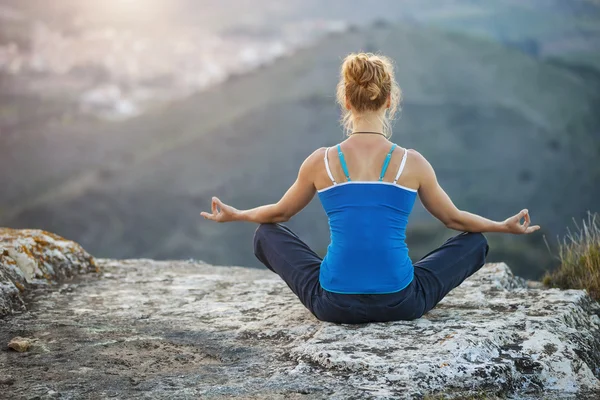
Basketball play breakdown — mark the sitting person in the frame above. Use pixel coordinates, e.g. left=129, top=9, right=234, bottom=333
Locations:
left=201, top=52, right=540, bottom=324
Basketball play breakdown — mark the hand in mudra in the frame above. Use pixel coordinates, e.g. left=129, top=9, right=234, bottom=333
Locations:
left=201, top=197, right=238, bottom=223
left=504, top=209, right=540, bottom=234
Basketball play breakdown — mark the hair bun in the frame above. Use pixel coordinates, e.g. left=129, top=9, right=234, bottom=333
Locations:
left=344, top=54, right=380, bottom=90
left=341, top=53, right=392, bottom=105
left=336, top=52, right=402, bottom=137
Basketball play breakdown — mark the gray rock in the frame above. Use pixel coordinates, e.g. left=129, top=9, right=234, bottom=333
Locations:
left=1, top=258, right=598, bottom=399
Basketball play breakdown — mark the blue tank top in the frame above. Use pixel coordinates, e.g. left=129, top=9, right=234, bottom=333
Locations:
left=317, top=143, right=417, bottom=294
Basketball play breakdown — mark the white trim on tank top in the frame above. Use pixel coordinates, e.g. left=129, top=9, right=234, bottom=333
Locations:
left=394, top=148, right=409, bottom=184
left=317, top=180, right=418, bottom=194
left=323, top=147, right=337, bottom=184
left=320, top=146, right=415, bottom=193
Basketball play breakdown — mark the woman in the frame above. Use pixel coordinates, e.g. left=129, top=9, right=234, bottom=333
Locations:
left=201, top=53, right=540, bottom=324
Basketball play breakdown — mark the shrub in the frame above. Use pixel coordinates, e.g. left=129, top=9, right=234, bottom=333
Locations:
left=542, top=212, right=600, bottom=301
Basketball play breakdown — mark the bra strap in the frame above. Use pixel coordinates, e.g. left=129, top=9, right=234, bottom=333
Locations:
left=393, top=148, right=409, bottom=184
left=379, top=144, right=397, bottom=181
left=337, top=144, right=351, bottom=182
left=324, top=147, right=336, bottom=184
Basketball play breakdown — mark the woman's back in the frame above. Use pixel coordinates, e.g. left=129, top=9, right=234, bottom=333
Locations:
left=317, top=137, right=417, bottom=294
left=201, top=52, right=539, bottom=324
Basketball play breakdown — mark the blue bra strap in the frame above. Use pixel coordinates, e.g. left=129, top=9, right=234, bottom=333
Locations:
left=337, top=144, right=351, bottom=182
left=379, top=144, right=397, bottom=181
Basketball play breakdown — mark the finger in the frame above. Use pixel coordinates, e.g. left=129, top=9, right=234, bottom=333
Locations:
left=213, top=197, right=226, bottom=211
left=515, top=209, right=527, bottom=222
left=213, top=197, right=225, bottom=213
left=523, top=214, right=530, bottom=230
left=524, top=210, right=531, bottom=225
left=525, top=225, right=541, bottom=234
left=511, top=210, right=524, bottom=224
left=211, top=198, right=218, bottom=215
left=201, top=212, right=216, bottom=221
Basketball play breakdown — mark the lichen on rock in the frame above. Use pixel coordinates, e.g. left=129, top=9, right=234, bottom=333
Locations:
left=8, top=336, right=35, bottom=352
left=0, top=228, right=97, bottom=317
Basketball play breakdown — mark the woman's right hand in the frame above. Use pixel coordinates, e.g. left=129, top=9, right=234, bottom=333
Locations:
left=503, top=209, right=540, bottom=234
left=200, top=197, right=239, bottom=223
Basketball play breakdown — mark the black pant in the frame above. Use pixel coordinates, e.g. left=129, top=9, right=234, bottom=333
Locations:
left=253, top=223, right=489, bottom=324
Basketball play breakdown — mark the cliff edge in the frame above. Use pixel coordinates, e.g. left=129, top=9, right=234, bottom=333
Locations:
left=0, top=231, right=599, bottom=399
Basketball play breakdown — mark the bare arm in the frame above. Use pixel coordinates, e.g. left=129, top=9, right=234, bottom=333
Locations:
left=200, top=150, right=320, bottom=224
left=414, top=151, right=540, bottom=234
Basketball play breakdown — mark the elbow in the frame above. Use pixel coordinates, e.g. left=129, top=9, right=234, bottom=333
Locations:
left=270, top=209, right=291, bottom=223
left=445, top=221, right=462, bottom=231
left=272, top=203, right=293, bottom=223
left=443, top=211, right=464, bottom=230
left=279, top=208, right=297, bottom=222
left=276, top=214, right=291, bottom=223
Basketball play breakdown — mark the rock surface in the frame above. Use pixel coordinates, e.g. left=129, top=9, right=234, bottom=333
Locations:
left=0, top=259, right=599, bottom=399
left=0, top=228, right=98, bottom=317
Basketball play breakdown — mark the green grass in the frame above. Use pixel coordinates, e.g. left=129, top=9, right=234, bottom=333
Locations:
left=543, top=212, right=600, bottom=301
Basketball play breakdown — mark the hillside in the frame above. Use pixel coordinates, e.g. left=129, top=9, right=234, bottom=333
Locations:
left=1, top=22, right=599, bottom=278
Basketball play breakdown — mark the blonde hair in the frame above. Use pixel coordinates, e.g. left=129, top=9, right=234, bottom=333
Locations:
left=336, top=52, right=402, bottom=138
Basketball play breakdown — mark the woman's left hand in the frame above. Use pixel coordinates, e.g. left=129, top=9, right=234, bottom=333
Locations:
left=502, top=209, right=541, bottom=234
left=201, top=197, right=239, bottom=223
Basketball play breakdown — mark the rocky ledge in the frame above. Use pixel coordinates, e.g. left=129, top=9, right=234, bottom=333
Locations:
left=0, top=228, right=97, bottom=317
left=0, top=249, right=598, bottom=399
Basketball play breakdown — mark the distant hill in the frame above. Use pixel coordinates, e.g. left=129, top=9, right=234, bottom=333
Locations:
left=420, top=0, right=600, bottom=70
left=2, top=22, right=599, bottom=279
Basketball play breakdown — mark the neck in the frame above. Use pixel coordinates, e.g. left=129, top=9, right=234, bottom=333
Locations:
left=351, top=113, right=385, bottom=134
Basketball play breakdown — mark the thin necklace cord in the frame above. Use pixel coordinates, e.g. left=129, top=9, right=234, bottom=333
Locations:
left=351, top=131, right=386, bottom=137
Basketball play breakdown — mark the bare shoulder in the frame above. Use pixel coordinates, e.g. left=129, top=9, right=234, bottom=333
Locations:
left=305, top=147, right=326, bottom=166
left=404, top=149, right=436, bottom=185
left=298, top=147, right=327, bottom=174
left=312, top=147, right=328, bottom=160
left=405, top=149, right=430, bottom=169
